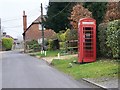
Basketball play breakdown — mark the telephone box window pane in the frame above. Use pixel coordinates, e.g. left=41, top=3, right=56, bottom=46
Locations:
left=84, top=27, right=92, bottom=30
left=83, top=27, right=93, bottom=50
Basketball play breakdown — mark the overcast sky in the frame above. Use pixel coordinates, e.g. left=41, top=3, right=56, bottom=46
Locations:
left=0, top=0, right=49, bottom=40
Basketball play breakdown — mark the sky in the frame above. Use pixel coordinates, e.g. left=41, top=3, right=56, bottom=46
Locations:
left=0, top=0, right=49, bottom=40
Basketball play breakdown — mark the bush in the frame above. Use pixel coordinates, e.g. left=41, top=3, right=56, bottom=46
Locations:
left=98, top=23, right=112, bottom=57
left=59, top=42, right=66, bottom=49
left=48, top=39, right=54, bottom=50
left=98, top=20, right=120, bottom=58
left=2, top=38, right=13, bottom=51
left=48, top=39, right=59, bottom=50
left=106, top=20, right=120, bottom=58
left=60, top=33, right=66, bottom=42
left=26, top=40, right=41, bottom=52
left=65, top=29, right=77, bottom=41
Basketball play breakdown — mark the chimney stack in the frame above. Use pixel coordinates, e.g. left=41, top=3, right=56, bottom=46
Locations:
left=23, top=11, right=27, bottom=32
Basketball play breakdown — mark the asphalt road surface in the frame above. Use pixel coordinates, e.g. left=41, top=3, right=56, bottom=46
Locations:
left=2, top=51, right=100, bottom=88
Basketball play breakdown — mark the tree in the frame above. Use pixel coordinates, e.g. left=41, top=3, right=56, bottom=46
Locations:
left=44, top=2, right=75, bottom=33
left=69, top=3, right=92, bottom=30
left=83, top=2, right=107, bottom=57
left=83, top=2, right=107, bottom=25
left=103, top=2, right=120, bottom=22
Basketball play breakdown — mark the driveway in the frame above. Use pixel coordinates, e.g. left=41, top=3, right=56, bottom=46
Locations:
left=2, top=51, right=99, bottom=88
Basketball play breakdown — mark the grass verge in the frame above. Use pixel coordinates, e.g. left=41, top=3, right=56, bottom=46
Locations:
left=51, top=57, right=120, bottom=80
left=34, top=50, right=74, bottom=57
left=35, top=50, right=60, bottom=57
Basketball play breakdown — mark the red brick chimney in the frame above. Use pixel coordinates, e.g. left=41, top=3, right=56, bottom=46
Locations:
left=23, top=11, right=27, bottom=32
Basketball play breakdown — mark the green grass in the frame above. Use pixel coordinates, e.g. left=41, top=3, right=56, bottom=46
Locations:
left=35, top=50, right=75, bottom=57
left=35, top=50, right=60, bottom=57
left=51, top=57, right=120, bottom=80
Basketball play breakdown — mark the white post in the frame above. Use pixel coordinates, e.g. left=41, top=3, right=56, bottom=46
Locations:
left=45, top=51, right=46, bottom=56
left=58, top=53, right=60, bottom=59
left=41, top=50, right=43, bottom=54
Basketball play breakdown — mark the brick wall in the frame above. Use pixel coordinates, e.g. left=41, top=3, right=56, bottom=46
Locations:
left=25, top=23, right=56, bottom=41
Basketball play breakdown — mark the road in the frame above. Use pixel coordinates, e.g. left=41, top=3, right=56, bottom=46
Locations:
left=2, top=51, right=100, bottom=88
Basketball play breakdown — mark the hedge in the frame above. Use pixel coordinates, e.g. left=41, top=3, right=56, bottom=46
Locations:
left=106, top=20, right=120, bottom=58
left=98, top=23, right=112, bottom=57
left=98, top=20, right=120, bottom=58
left=2, top=38, right=13, bottom=51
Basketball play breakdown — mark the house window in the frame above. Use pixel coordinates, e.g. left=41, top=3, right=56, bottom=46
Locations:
left=39, top=24, right=42, bottom=30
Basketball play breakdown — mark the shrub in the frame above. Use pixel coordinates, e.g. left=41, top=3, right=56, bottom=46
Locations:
left=65, top=29, right=77, bottom=41
left=60, top=33, right=66, bottom=42
left=2, top=38, right=13, bottom=51
left=26, top=40, right=41, bottom=52
left=59, top=42, right=66, bottom=49
left=98, top=20, right=120, bottom=58
left=48, top=39, right=59, bottom=50
left=106, top=20, right=120, bottom=58
left=98, top=23, right=112, bottom=57
left=48, top=39, right=54, bottom=50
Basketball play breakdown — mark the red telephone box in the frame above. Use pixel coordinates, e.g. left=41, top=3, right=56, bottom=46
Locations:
left=78, top=18, right=96, bottom=63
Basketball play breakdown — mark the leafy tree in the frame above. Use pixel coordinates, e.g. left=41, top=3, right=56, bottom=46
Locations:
left=44, top=2, right=75, bottom=33
left=104, top=2, right=120, bottom=22
left=83, top=2, right=107, bottom=25
left=69, top=3, right=92, bottom=30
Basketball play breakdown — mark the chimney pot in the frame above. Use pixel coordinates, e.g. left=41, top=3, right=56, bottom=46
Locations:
left=23, top=11, right=25, bottom=16
left=23, top=10, right=27, bottom=32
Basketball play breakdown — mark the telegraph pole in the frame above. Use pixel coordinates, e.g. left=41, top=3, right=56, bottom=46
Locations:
left=0, top=18, right=2, bottom=51
left=41, top=3, right=44, bottom=51
left=0, top=18, right=1, bottom=40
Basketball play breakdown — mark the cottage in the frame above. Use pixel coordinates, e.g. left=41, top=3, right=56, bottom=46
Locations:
left=23, top=11, right=56, bottom=42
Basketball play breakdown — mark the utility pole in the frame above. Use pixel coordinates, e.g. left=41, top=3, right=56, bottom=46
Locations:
left=0, top=18, right=2, bottom=51
left=41, top=3, right=44, bottom=51
left=0, top=18, right=1, bottom=40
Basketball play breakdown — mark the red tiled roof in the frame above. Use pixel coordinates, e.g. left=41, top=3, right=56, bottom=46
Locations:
left=43, top=29, right=56, bottom=39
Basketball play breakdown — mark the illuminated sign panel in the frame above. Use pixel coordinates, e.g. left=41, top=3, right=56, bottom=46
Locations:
left=82, top=22, right=94, bottom=24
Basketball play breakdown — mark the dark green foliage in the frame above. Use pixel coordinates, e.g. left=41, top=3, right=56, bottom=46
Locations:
left=48, top=39, right=59, bottom=50
left=106, top=20, right=120, bottom=58
left=2, top=38, right=13, bottom=51
left=98, top=20, right=120, bottom=58
left=83, top=2, right=107, bottom=25
left=26, top=40, right=41, bottom=52
left=44, top=2, right=75, bottom=33
left=83, top=2, right=107, bottom=57
left=98, top=23, right=112, bottom=57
